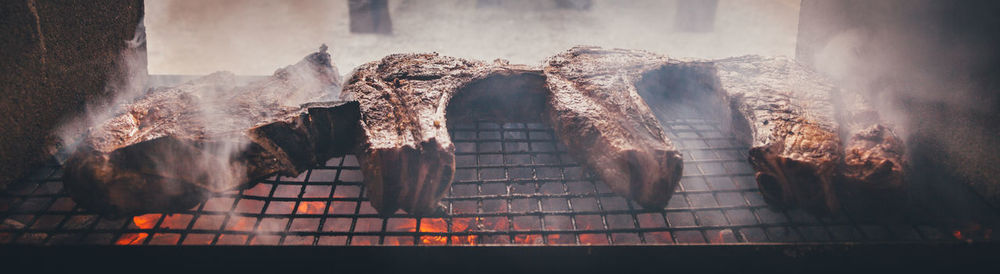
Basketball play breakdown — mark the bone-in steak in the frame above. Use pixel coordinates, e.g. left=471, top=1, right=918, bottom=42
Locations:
left=632, top=49, right=906, bottom=215
left=835, top=89, right=907, bottom=214
left=712, top=56, right=844, bottom=214
left=544, top=47, right=684, bottom=209
left=343, top=50, right=685, bottom=215
left=341, top=54, right=547, bottom=215
left=64, top=48, right=360, bottom=216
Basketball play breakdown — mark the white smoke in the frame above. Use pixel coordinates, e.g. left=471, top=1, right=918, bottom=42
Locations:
left=53, top=17, right=149, bottom=162
left=802, top=0, right=1000, bottom=210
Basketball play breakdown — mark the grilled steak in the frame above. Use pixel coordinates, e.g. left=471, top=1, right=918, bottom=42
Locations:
left=64, top=47, right=360, bottom=216
left=600, top=49, right=843, bottom=213
left=544, top=47, right=684, bottom=209
left=343, top=50, right=685, bottom=215
left=631, top=48, right=906, bottom=214
left=712, top=56, right=843, bottom=214
left=835, top=90, right=907, bottom=213
left=342, top=54, right=547, bottom=215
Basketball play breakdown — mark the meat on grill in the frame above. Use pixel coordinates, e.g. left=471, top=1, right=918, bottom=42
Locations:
left=835, top=90, right=907, bottom=213
left=342, top=54, right=548, bottom=215
left=64, top=47, right=360, bottom=216
left=544, top=47, right=684, bottom=209
left=342, top=51, right=684, bottom=215
left=712, top=56, right=844, bottom=214
left=631, top=49, right=906, bottom=215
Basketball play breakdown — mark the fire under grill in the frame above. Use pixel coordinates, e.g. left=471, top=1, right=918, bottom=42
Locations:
left=2, top=106, right=998, bottom=246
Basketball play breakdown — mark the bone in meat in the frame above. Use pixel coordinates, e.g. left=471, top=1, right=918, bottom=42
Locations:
left=712, top=56, right=843, bottom=214
left=543, top=47, right=684, bottom=209
left=64, top=48, right=360, bottom=216
left=634, top=50, right=908, bottom=215
left=342, top=54, right=549, bottom=215
left=834, top=89, right=907, bottom=213
left=343, top=50, right=685, bottom=215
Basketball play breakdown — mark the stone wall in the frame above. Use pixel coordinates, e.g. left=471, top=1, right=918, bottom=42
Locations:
left=0, top=0, right=145, bottom=189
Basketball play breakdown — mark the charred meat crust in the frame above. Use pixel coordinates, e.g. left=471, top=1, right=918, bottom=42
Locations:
left=712, top=56, right=845, bottom=214
left=344, top=50, right=686, bottom=215
left=344, top=53, right=481, bottom=216
left=543, top=47, right=684, bottom=209
left=343, top=53, right=544, bottom=216
left=842, top=124, right=905, bottom=188
left=628, top=50, right=905, bottom=215
left=64, top=46, right=906, bottom=218
left=834, top=91, right=907, bottom=213
left=64, top=49, right=359, bottom=217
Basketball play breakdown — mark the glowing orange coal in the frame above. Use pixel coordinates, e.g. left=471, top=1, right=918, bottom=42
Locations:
left=417, top=218, right=450, bottom=245
left=449, top=218, right=478, bottom=245
left=296, top=201, right=326, bottom=214
left=513, top=234, right=542, bottom=244
left=387, top=218, right=479, bottom=245
left=228, top=216, right=257, bottom=231
left=577, top=224, right=605, bottom=244
left=509, top=220, right=542, bottom=244
left=709, top=230, right=731, bottom=243
left=115, top=214, right=160, bottom=245
left=953, top=223, right=993, bottom=242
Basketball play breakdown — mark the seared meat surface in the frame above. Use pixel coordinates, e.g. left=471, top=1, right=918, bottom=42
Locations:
left=343, top=50, right=685, bottom=215
left=544, top=47, right=684, bottom=209
left=835, top=90, right=907, bottom=214
left=64, top=48, right=359, bottom=216
left=342, top=53, right=547, bottom=215
left=64, top=45, right=904, bottom=217
left=713, top=56, right=843, bottom=214
left=633, top=50, right=906, bottom=215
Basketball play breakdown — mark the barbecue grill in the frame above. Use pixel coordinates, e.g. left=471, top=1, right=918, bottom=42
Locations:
left=2, top=87, right=999, bottom=272
left=3, top=100, right=996, bottom=244
left=3, top=1, right=1000, bottom=272
left=1, top=113, right=996, bottom=272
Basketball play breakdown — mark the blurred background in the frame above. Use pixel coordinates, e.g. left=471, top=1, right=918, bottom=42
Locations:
left=144, top=0, right=800, bottom=75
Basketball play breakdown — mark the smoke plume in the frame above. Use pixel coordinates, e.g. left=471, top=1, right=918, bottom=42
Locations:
left=801, top=0, right=1000, bottom=211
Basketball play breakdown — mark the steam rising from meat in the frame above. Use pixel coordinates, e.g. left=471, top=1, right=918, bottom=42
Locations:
left=53, top=0, right=998, bottom=225
left=54, top=18, right=149, bottom=160
left=801, top=0, right=1000, bottom=211
left=56, top=8, right=343, bottom=218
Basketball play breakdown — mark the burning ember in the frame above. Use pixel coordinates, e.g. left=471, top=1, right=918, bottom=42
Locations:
left=116, top=214, right=160, bottom=245
left=952, top=223, right=993, bottom=243
left=387, top=218, right=479, bottom=245
left=296, top=201, right=326, bottom=214
left=578, top=224, right=606, bottom=245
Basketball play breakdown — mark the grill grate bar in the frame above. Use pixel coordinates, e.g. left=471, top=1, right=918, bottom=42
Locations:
left=1, top=118, right=997, bottom=245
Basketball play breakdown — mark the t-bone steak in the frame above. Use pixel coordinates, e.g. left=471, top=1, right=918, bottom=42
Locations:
left=64, top=47, right=360, bottom=216
left=628, top=48, right=906, bottom=215
left=342, top=50, right=685, bottom=215
left=544, top=47, right=685, bottom=209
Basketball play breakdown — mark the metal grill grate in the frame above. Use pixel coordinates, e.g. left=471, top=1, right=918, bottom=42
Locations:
left=1, top=117, right=996, bottom=245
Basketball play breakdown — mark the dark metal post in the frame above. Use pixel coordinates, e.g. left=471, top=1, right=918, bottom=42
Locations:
left=348, top=0, right=393, bottom=34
